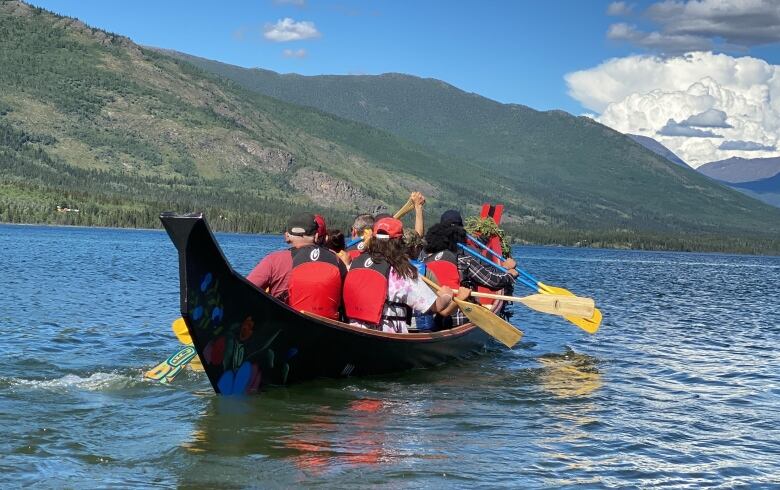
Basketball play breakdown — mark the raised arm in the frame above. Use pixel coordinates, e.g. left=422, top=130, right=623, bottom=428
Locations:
left=410, top=191, right=426, bottom=237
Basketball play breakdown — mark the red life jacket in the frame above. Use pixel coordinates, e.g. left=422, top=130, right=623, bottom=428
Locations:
left=288, top=245, right=344, bottom=320
left=423, top=250, right=461, bottom=289
left=346, top=239, right=368, bottom=260
left=343, top=254, right=410, bottom=327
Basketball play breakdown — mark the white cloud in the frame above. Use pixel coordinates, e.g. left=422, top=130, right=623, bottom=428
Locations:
left=263, top=18, right=321, bottom=42
left=565, top=51, right=780, bottom=166
left=680, top=108, right=732, bottom=127
left=607, top=22, right=713, bottom=53
left=719, top=140, right=776, bottom=151
left=608, top=0, right=780, bottom=53
left=282, top=48, right=307, bottom=58
left=658, top=119, right=722, bottom=137
left=607, top=2, right=633, bottom=16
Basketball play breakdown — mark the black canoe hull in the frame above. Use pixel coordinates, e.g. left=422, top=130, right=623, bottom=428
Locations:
left=160, top=213, right=498, bottom=395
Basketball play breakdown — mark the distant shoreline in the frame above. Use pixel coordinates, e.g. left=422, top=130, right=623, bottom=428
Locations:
left=3, top=220, right=778, bottom=257
left=0, top=220, right=277, bottom=238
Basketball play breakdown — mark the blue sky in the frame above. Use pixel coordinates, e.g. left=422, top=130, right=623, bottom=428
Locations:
left=28, top=0, right=650, bottom=114
left=26, top=0, right=780, bottom=166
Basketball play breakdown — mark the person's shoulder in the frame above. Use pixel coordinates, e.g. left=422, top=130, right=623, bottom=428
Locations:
left=456, top=252, right=473, bottom=263
left=262, top=248, right=293, bottom=263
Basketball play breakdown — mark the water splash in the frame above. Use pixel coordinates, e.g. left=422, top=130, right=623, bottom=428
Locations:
left=7, top=372, right=140, bottom=392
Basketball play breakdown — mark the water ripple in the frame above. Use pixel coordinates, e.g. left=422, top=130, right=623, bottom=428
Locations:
left=1, top=224, right=779, bottom=487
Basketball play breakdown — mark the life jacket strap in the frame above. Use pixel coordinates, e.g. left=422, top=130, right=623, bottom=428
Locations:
left=383, top=300, right=412, bottom=325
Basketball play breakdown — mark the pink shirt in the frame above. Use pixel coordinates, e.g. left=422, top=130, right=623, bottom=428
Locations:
left=349, top=268, right=437, bottom=334
left=246, top=249, right=292, bottom=299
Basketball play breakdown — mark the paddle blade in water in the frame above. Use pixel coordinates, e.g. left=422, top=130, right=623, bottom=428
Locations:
left=144, top=345, right=197, bottom=384
left=170, top=317, right=204, bottom=371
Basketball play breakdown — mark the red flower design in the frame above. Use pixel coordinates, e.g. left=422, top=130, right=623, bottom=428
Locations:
left=239, top=316, right=254, bottom=342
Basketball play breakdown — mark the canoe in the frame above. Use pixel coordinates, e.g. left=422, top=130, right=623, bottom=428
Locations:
left=160, top=212, right=506, bottom=395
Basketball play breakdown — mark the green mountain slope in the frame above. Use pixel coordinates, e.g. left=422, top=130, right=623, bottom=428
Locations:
left=170, top=52, right=780, bottom=251
left=0, top=0, right=505, bottom=233
left=1, top=1, right=779, bottom=253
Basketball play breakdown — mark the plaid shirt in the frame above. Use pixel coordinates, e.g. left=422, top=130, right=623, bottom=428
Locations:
left=450, top=253, right=515, bottom=326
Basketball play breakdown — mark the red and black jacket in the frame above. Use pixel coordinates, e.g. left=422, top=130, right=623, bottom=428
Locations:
left=423, top=250, right=461, bottom=290
left=288, top=245, right=346, bottom=320
left=343, top=254, right=411, bottom=327
left=345, top=239, right=368, bottom=260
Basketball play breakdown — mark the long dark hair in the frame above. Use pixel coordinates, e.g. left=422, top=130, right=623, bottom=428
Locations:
left=325, top=229, right=345, bottom=253
left=424, top=222, right=465, bottom=254
left=367, top=238, right=417, bottom=279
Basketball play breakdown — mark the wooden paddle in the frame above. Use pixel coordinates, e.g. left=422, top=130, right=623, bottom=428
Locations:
left=170, top=318, right=203, bottom=371
left=459, top=242, right=602, bottom=334
left=419, top=275, right=522, bottom=348
left=144, top=345, right=197, bottom=384
left=468, top=290, right=595, bottom=318
left=346, top=198, right=415, bottom=248
left=393, top=198, right=415, bottom=219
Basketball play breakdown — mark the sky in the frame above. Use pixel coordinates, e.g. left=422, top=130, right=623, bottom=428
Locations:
left=27, top=0, right=780, bottom=167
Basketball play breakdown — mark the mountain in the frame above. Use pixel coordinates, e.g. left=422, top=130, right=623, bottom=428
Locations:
left=0, top=0, right=498, bottom=233
left=626, top=134, right=690, bottom=168
left=2, top=2, right=780, bottom=253
left=729, top=173, right=780, bottom=208
left=152, top=51, right=780, bottom=251
left=696, top=156, right=780, bottom=208
left=697, top=156, right=780, bottom=183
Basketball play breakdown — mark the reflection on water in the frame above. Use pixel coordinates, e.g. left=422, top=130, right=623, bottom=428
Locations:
left=3, top=225, right=780, bottom=487
left=183, top=384, right=446, bottom=479
left=538, top=348, right=602, bottom=398
left=180, top=348, right=604, bottom=482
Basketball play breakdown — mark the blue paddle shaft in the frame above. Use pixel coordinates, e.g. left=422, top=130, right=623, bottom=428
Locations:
left=457, top=243, right=538, bottom=292
left=466, top=233, right=503, bottom=261
left=465, top=234, right=542, bottom=286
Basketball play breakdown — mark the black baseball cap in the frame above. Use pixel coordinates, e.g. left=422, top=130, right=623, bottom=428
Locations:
left=440, top=209, right=463, bottom=226
left=286, top=212, right=318, bottom=236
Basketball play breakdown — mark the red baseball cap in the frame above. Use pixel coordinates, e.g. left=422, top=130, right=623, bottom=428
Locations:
left=373, top=217, right=403, bottom=239
left=314, top=214, right=327, bottom=237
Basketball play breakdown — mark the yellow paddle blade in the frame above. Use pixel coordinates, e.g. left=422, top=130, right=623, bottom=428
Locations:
left=453, top=297, right=523, bottom=348
left=518, top=294, right=595, bottom=319
left=172, top=317, right=192, bottom=344
left=566, top=308, right=602, bottom=335
left=170, top=317, right=204, bottom=371
left=469, top=291, right=595, bottom=318
left=419, top=275, right=522, bottom=348
left=144, top=345, right=197, bottom=384
left=189, top=357, right=204, bottom=371
left=538, top=282, right=602, bottom=334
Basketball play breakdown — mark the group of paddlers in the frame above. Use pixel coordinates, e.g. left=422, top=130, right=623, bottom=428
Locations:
left=247, top=192, right=520, bottom=333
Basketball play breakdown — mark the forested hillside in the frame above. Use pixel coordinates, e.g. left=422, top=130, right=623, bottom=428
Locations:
left=2, top=0, right=780, bottom=253
left=171, top=52, right=780, bottom=253
left=0, top=0, right=498, bottom=233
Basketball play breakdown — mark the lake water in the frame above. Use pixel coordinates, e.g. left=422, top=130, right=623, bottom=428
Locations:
left=1, top=224, right=779, bottom=488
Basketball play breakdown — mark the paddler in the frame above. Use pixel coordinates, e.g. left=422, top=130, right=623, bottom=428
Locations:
left=345, top=191, right=427, bottom=259
left=343, top=217, right=455, bottom=333
left=247, top=212, right=346, bottom=320
left=423, top=211, right=518, bottom=328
